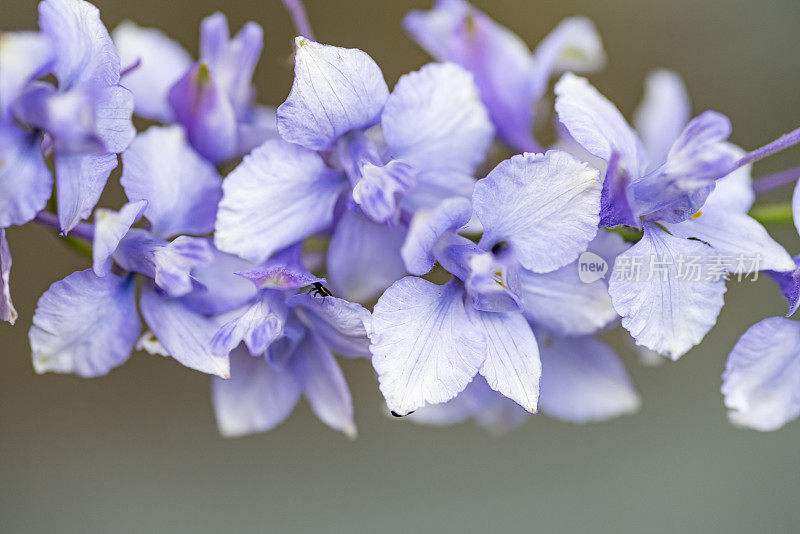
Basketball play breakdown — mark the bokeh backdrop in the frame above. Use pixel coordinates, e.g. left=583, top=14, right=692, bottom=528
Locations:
left=3, top=0, right=800, bottom=532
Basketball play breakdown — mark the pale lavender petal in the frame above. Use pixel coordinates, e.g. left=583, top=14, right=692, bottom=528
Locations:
left=276, top=38, right=389, bottom=150
left=0, top=123, right=52, bottom=228
left=211, top=291, right=287, bottom=356
left=402, top=169, right=476, bottom=212
left=291, top=330, right=357, bottom=438
left=30, top=270, right=139, bottom=377
left=633, top=70, right=690, bottom=167
left=370, top=277, right=485, bottom=415
left=55, top=152, right=118, bottom=234
left=151, top=236, right=214, bottom=298
left=288, top=293, right=372, bottom=358
left=608, top=223, right=726, bottom=359
left=401, top=197, right=472, bottom=275
left=214, top=139, right=345, bottom=264
left=0, top=31, right=53, bottom=117
left=519, top=263, right=617, bottom=336
left=179, top=248, right=258, bottom=315
left=701, top=145, right=753, bottom=213
left=474, top=150, right=601, bottom=272
left=722, top=317, right=800, bottom=431
left=538, top=333, right=640, bottom=423
left=38, top=0, right=121, bottom=89
left=662, top=209, right=794, bottom=273
left=93, top=84, right=135, bottom=153
left=92, top=200, right=147, bottom=276
left=140, top=283, right=229, bottom=377
left=236, top=105, right=279, bottom=155
left=168, top=62, right=238, bottom=164
left=326, top=209, right=407, bottom=302
left=0, top=229, right=17, bottom=324
left=351, top=159, right=417, bottom=223
left=403, top=0, right=537, bottom=151
left=112, top=20, right=193, bottom=121
left=468, top=308, right=541, bottom=412
left=555, top=73, right=648, bottom=177
left=121, top=126, right=222, bottom=239
left=382, top=62, right=494, bottom=174
left=211, top=348, right=301, bottom=437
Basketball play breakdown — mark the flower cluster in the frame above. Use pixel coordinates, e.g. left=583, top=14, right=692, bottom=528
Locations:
left=3, top=0, right=800, bottom=436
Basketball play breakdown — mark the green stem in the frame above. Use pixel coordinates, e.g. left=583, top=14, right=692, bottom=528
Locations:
left=748, top=202, right=794, bottom=226
left=609, top=226, right=644, bottom=243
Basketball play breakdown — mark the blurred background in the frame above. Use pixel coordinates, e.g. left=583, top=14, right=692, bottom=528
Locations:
left=3, top=0, right=800, bottom=532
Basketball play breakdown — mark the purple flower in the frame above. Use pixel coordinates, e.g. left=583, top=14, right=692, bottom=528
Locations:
left=210, top=249, right=371, bottom=438
left=0, top=0, right=135, bottom=234
left=556, top=71, right=795, bottom=359
left=404, top=0, right=604, bottom=152
left=30, top=126, right=240, bottom=378
left=370, top=150, right=602, bottom=415
left=215, top=39, right=495, bottom=300
left=112, top=13, right=275, bottom=163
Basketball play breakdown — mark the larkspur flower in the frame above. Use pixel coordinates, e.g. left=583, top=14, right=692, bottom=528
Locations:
left=29, top=126, right=249, bottom=378
left=404, top=0, right=605, bottom=152
left=555, top=71, right=795, bottom=359
left=214, top=39, right=494, bottom=301
left=112, top=13, right=276, bottom=164
left=369, top=150, right=602, bottom=415
left=210, top=246, right=371, bottom=438
left=0, top=0, right=135, bottom=235
left=405, top=230, right=641, bottom=431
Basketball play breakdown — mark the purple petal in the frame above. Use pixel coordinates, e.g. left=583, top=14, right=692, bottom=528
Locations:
left=93, top=84, right=135, bottom=153
left=140, top=283, right=229, bottom=377
left=767, top=256, right=800, bottom=317
left=179, top=247, right=258, bottom=316
left=370, top=277, right=485, bottom=415
left=401, top=197, right=472, bottom=275
left=291, top=330, right=357, bottom=438
left=0, top=31, right=54, bottom=118
left=382, top=62, right=494, bottom=174
left=214, top=139, right=346, bottom=264
left=55, top=152, right=118, bottom=234
left=0, top=123, right=52, bottom=228
left=211, top=290, right=287, bottom=357
left=468, top=308, right=541, bottom=412
left=30, top=270, right=139, bottom=377
left=474, top=150, right=601, bottom=272
left=211, top=348, right=301, bottom=437
left=0, top=229, right=18, bottom=324
left=608, top=223, right=727, bottom=360
left=722, top=317, right=800, bottom=431
left=555, top=73, right=648, bottom=178
left=112, top=20, right=193, bottom=121
left=663, top=210, right=794, bottom=273
left=633, top=70, right=690, bottom=167
left=199, top=13, right=263, bottom=118
left=276, top=38, right=389, bottom=151
left=288, top=293, right=372, bottom=358
left=351, top=159, right=418, bottom=223
left=38, top=0, right=120, bottom=89
left=92, top=200, right=147, bottom=276
left=168, top=62, right=238, bottom=164
left=326, top=209, right=407, bottom=302
left=632, top=111, right=736, bottom=223
left=403, top=0, right=537, bottom=151
left=538, top=333, right=640, bottom=423
left=121, top=126, right=222, bottom=239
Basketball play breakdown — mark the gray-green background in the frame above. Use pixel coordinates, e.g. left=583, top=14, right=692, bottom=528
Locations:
left=3, top=0, right=800, bottom=532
